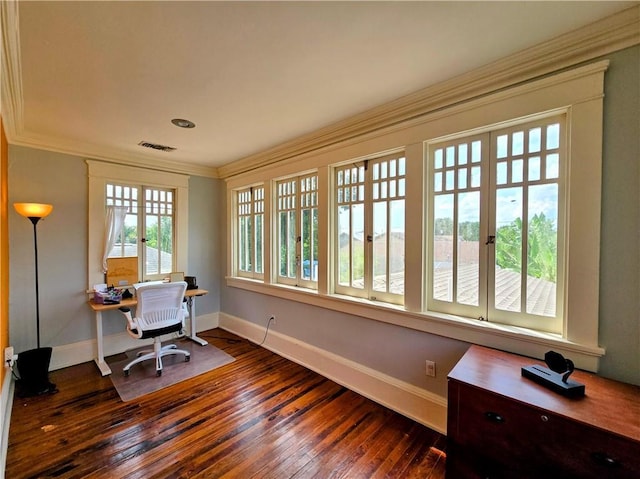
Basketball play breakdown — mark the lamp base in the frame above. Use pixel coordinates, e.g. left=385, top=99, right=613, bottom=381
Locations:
left=16, top=347, right=58, bottom=397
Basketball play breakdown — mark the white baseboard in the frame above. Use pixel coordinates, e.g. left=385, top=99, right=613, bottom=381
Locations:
left=219, top=312, right=448, bottom=434
left=1, top=370, right=15, bottom=479
left=50, top=312, right=219, bottom=371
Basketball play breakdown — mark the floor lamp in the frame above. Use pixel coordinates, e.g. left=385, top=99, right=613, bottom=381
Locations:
left=13, top=202, right=58, bottom=396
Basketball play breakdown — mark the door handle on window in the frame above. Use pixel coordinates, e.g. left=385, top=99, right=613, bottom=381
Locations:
left=485, top=235, right=495, bottom=245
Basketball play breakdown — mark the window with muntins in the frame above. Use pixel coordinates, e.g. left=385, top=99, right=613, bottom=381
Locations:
left=427, top=115, right=565, bottom=333
left=276, top=173, right=319, bottom=288
left=335, top=153, right=406, bottom=304
left=236, top=186, right=264, bottom=278
left=106, top=183, right=176, bottom=280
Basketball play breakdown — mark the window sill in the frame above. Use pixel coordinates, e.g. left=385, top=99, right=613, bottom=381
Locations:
left=225, top=276, right=605, bottom=371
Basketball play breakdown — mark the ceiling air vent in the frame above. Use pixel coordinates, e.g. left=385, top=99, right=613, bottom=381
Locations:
left=138, top=141, right=176, bottom=152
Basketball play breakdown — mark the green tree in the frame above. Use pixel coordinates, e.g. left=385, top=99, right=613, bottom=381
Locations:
left=459, top=221, right=479, bottom=241
left=496, top=214, right=557, bottom=282
left=527, top=213, right=557, bottom=282
left=145, top=217, right=173, bottom=253
left=434, top=217, right=453, bottom=235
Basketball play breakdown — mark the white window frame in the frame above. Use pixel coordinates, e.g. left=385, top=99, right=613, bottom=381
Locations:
left=275, top=173, right=319, bottom=289
left=106, top=182, right=177, bottom=281
left=334, top=152, right=406, bottom=305
left=234, top=185, right=265, bottom=280
left=426, top=114, right=566, bottom=333
left=87, top=160, right=189, bottom=289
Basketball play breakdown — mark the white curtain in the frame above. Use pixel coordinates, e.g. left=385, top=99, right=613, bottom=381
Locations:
left=102, top=205, right=129, bottom=273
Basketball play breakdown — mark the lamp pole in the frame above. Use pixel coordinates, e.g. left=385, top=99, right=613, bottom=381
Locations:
left=28, top=216, right=42, bottom=349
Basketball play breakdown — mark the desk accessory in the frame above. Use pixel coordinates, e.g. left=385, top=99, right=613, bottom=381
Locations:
left=521, top=350, right=585, bottom=397
left=13, top=202, right=58, bottom=396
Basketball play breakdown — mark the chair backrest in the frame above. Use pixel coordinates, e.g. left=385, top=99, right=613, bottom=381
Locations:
left=134, top=281, right=188, bottom=331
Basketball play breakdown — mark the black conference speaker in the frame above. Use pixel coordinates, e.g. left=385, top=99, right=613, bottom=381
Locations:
left=16, top=347, right=58, bottom=396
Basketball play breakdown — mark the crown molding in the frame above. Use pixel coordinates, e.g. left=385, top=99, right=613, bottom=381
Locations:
left=0, top=1, right=23, bottom=139
left=218, top=5, right=640, bottom=180
left=9, top=132, right=219, bottom=179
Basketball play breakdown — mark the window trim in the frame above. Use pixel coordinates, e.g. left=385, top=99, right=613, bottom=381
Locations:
left=426, top=114, right=567, bottom=333
left=333, top=152, right=406, bottom=304
left=226, top=61, right=608, bottom=371
left=274, top=173, right=319, bottom=289
left=87, top=160, right=189, bottom=289
left=232, top=184, right=265, bottom=280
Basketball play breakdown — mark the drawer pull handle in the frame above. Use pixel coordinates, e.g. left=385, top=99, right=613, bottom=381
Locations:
left=484, top=411, right=504, bottom=423
left=591, top=452, right=620, bottom=468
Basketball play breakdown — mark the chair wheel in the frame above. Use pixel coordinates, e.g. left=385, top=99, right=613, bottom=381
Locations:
left=156, top=370, right=162, bottom=377
left=185, top=355, right=191, bottom=362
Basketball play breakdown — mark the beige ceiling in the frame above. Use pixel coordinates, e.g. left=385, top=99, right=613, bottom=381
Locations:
left=1, top=1, right=637, bottom=177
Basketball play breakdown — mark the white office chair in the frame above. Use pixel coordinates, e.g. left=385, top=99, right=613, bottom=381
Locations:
left=118, top=281, right=190, bottom=376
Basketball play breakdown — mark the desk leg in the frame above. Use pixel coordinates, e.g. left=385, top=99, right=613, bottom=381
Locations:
left=94, top=310, right=112, bottom=376
left=186, top=295, right=208, bottom=346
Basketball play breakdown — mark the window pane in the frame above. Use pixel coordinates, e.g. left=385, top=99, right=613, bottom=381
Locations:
left=279, top=211, right=288, bottom=276
left=546, top=153, right=559, bottom=179
left=529, top=127, right=541, bottom=153
left=471, top=166, right=481, bottom=188
left=255, top=213, right=263, bottom=274
left=528, top=156, right=541, bottom=181
left=287, top=210, right=297, bottom=277
left=497, top=135, right=508, bottom=159
left=351, top=204, right=365, bottom=289
left=372, top=202, right=387, bottom=293
left=495, top=187, right=523, bottom=312
left=145, top=215, right=159, bottom=275
left=338, top=205, right=351, bottom=286
left=434, top=149, right=443, bottom=169
left=301, top=208, right=318, bottom=281
left=512, top=159, right=523, bottom=183
left=547, top=123, right=560, bottom=149
left=457, top=192, right=480, bottom=306
left=433, top=194, right=454, bottom=302
left=512, top=131, right=524, bottom=156
left=458, top=144, right=468, bottom=165
left=526, top=184, right=558, bottom=317
left=389, top=199, right=405, bottom=295
left=446, top=146, right=455, bottom=167
left=496, top=161, right=507, bottom=185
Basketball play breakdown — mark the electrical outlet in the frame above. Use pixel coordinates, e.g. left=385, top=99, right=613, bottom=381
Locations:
left=425, top=360, right=436, bottom=377
left=5, top=346, right=15, bottom=367
left=269, top=315, right=276, bottom=325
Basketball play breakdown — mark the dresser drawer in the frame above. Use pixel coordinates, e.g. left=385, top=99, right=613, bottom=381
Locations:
left=451, top=382, right=640, bottom=478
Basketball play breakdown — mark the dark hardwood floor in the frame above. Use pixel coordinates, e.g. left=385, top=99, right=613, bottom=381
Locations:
left=6, top=329, right=446, bottom=478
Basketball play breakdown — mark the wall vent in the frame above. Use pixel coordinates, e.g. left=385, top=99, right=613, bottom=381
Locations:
left=138, top=141, right=176, bottom=152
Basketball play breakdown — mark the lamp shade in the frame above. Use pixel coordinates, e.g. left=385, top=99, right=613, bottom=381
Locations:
left=14, top=203, right=53, bottom=219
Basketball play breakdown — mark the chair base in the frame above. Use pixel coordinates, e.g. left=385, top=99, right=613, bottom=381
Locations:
left=123, top=340, right=190, bottom=377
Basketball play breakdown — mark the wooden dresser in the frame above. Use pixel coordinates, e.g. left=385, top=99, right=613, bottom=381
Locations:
left=446, top=345, right=640, bottom=478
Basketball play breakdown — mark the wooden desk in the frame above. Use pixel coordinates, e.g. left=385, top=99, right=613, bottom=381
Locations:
left=88, top=288, right=208, bottom=376
left=447, top=345, right=640, bottom=478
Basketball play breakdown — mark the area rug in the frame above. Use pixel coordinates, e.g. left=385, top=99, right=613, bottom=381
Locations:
left=107, top=339, right=235, bottom=402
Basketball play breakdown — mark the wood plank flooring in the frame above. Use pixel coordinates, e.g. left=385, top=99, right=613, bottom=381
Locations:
left=6, top=329, right=446, bottom=478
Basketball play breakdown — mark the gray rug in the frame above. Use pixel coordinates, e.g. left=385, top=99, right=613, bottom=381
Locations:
left=107, top=339, right=235, bottom=402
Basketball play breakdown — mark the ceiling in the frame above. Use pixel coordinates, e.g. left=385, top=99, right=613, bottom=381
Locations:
left=1, top=1, right=636, bottom=176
